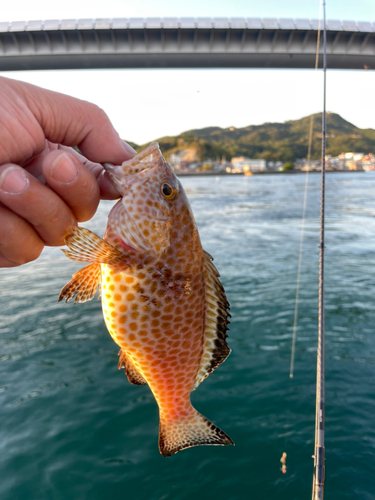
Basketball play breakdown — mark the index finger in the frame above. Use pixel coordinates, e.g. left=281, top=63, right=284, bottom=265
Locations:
left=1, top=76, right=136, bottom=166
left=28, top=85, right=136, bottom=164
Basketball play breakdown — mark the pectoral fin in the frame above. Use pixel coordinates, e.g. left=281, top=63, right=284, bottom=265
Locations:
left=118, top=349, right=147, bottom=385
left=62, top=226, right=125, bottom=266
left=58, top=262, right=101, bottom=303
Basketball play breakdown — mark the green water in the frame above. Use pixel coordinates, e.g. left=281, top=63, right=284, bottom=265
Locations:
left=1, top=173, right=375, bottom=499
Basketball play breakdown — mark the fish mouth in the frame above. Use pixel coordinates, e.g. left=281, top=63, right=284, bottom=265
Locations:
left=102, top=142, right=162, bottom=188
left=102, top=163, right=153, bottom=187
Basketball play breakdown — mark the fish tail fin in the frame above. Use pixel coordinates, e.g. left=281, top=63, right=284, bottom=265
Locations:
left=158, top=408, right=234, bottom=457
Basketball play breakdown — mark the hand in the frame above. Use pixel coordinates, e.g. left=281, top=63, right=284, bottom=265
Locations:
left=0, top=76, right=136, bottom=267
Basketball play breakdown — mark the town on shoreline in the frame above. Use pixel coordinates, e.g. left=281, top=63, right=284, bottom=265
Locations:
left=172, top=151, right=375, bottom=176
left=129, top=112, right=375, bottom=176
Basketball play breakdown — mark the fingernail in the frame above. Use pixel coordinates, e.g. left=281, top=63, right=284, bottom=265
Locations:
left=50, top=153, right=78, bottom=184
left=0, top=167, right=29, bottom=194
left=121, top=140, right=137, bottom=156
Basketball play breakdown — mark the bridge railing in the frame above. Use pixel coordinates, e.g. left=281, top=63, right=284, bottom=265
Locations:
left=0, top=18, right=374, bottom=32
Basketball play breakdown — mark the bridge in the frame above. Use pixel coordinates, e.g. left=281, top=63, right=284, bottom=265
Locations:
left=0, top=18, right=374, bottom=71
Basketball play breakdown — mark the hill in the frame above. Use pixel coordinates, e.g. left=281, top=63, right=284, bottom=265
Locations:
left=128, top=113, right=375, bottom=163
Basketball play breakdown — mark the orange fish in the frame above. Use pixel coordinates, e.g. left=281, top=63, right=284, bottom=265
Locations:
left=59, top=143, right=233, bottom=456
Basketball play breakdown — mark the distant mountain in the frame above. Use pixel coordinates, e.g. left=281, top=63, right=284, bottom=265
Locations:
left=127, top=113, right=375, bottom=163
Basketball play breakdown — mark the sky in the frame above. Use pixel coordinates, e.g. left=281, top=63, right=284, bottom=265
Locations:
left=1, top=0, right=374, bottom=145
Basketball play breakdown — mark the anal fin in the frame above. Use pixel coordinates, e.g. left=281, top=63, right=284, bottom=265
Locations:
left=118, top=349, right=147, bottom=385
left=62, top=226, right=126, bottom=266
left=58, top=262, right=101, bottom=303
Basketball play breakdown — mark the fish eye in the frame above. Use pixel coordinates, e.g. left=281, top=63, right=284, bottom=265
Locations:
left=161, top=182, right=174, bottom=198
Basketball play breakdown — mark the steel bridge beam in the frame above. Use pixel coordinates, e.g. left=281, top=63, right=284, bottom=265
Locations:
left=0, top=18, right=374, bottom=71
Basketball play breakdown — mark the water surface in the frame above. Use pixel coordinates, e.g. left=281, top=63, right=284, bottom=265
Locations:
left=1, top=172, right=375, bottom=499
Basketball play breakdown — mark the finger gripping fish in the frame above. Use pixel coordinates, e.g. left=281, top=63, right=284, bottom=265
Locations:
left=59, top=142, right=233, bottom=456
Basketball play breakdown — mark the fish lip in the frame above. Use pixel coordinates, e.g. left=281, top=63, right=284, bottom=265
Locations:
left=102, top=143, right=162, bottom=181
left=102, top=163, right=155, bottom=195
left=102, top=163, right=153, bottom=182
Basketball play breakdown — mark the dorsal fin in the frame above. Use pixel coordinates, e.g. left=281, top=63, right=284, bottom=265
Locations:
left=118, top=349, right=147, bottom=385
left=58, top=262, right=101, bottom=303
left=193, top=251, right=231, bottom=390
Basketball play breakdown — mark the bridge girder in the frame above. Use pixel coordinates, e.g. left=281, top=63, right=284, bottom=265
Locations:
left=0, top=18, right=374, bottom=71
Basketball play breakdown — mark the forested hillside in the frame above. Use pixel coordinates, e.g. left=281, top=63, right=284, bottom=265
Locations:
left=128, top=113, right=375, bottom=162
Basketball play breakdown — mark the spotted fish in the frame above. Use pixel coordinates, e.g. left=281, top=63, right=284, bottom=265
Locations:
left=59, top=142, right=233, bottom=456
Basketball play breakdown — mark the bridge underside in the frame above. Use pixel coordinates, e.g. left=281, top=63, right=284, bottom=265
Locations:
left=2, top=53, right=372, bottom=71
left=0, top=19, right=374, bottom=71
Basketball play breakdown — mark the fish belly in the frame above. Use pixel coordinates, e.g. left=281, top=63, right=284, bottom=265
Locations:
left=101, top=263, right=206, bottom=417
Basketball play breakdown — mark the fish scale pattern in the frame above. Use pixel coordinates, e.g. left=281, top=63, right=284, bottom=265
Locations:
left=101, top=226, right=206, bottom=420
left=60, top=143, right=233, bottom=456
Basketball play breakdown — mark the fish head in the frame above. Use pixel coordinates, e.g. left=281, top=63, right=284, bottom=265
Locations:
left=103, top=142, right=192, bottom=260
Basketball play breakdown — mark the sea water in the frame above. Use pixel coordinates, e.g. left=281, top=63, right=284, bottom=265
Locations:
left=1, top=172, right=375, bottom=500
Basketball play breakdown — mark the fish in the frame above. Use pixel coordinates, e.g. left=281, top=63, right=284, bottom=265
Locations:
left=59, top=142, right=233, bottom=457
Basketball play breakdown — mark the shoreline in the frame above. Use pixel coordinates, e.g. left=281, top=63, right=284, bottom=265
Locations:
left=175, top=170, right=366, bottom=177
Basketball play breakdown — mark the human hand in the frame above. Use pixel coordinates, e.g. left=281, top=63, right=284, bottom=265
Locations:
left=0, top=76, right=136, bottom=267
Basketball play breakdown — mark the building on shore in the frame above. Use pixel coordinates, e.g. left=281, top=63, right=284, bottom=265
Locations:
left=338, top=152, right=364, bottom=161
left=169, top=149, right=198, bottom=171
left=362, top=153, right=375, bottom=171
left=171, top=148, right=375, bottom=174
left=296, top=151, right=375, bottom=172
left=230, top=157, right=267, bottom=173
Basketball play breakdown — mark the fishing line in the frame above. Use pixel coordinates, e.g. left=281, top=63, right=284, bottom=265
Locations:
left=280, top=3, right=324, bottom=476
left=289, top=5, right=322, bottom=379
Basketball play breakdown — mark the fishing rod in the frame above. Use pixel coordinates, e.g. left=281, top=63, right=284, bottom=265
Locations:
left=312, top=1, right=327, bottom=499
